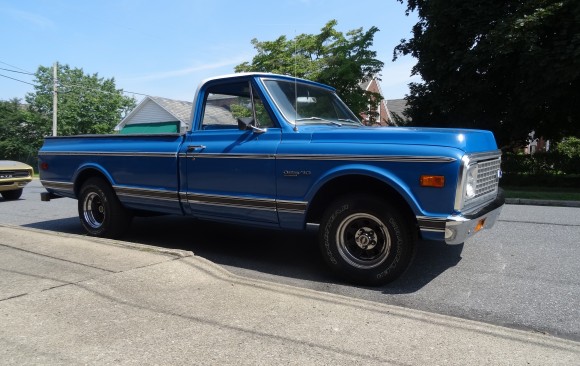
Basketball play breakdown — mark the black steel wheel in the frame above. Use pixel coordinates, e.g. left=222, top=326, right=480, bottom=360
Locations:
left=319, top=194, right=415, bottom=286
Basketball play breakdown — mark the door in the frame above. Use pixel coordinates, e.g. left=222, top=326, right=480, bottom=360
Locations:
left=183, top=79, right=281, bottom=225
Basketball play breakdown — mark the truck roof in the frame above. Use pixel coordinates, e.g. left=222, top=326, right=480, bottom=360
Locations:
left=198, top=72, right=335, bottom=92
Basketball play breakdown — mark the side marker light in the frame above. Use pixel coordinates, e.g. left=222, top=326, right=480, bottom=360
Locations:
left=420, top=175, right=445, bottom=188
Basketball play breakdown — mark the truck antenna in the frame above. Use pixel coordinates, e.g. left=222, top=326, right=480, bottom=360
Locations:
left=293, top=31, right=299, bottom=132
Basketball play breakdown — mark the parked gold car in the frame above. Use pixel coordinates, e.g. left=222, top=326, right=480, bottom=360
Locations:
left=0, top=160, right=34, bottom=200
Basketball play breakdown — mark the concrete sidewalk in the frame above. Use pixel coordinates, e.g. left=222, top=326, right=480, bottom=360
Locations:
left=1, top=225, right=579, bottom=365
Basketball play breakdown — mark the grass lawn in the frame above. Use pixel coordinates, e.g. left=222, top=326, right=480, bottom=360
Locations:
left=502, top=186, right=580, bottom=201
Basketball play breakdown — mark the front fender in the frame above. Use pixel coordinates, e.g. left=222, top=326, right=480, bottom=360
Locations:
left=305, top=163, right=423, bottom=216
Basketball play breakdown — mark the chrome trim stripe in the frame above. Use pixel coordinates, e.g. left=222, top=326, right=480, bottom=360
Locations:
left=41, top=180, right=74, bottom=192
left=187, top=193, right=277, bottom=211
left=416, top=216, right=446, bottom=233
left=38, top=151, right=176, bottom=158
left=181, top=153, right=275, bottom=159
left=191, top=201, right=276, bottom=212
left=113, top=186, right=180, bottom=202
left=454, top=155, right=471, bottom=211
left=277, top=200, right=308, bottom=213
left=468, top=149, right=502, bottom=161
left=41, top=150, right=455, bottom=163
left=277, top=154, right=456, bottom=163
left=185, top=193, right=307, bottom=213
left=178, top=152, right=456, bottom=163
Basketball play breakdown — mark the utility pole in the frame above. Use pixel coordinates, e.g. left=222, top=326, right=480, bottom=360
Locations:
left=52, top=62, right=58, bottom=136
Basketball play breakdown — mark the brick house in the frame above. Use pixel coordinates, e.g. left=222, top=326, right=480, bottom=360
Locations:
left=359, top=78, right=409, bottom=126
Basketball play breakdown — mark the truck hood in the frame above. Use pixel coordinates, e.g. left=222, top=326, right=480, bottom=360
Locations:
left=0, top=160, right=34, bottom=171
left=301, top=126, right=499, bottom=154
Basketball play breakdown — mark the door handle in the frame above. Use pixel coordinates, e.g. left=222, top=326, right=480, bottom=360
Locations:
left=187, top=145, right=206, bottom=160
left=187, top=145, right=206, bottom=151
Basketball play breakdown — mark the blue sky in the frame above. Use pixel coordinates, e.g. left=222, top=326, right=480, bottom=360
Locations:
left=0, top=0, right=419, bottom=103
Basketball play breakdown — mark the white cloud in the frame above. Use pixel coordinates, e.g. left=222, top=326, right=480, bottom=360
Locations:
left=5, top=8, right=54, bottom=28
left=127, top=57, right=249, bottom=82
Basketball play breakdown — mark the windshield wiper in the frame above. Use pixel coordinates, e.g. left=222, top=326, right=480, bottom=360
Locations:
left=337, top=118, right=361, bottom=125
left=294, top=117, right=342, bottom=126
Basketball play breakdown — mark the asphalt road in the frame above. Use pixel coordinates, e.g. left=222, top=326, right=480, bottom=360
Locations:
left=2, top=180, right=579, bottom=341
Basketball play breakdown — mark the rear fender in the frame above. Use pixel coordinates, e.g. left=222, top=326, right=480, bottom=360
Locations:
left=72, top=163, right=115, bottom=197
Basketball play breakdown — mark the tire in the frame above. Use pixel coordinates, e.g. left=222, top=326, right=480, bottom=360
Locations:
left=1, top=189, right=23, bottom=200
left=78, top=177, right=132, bottom=238
left=319, top=194, right=415, bottom=286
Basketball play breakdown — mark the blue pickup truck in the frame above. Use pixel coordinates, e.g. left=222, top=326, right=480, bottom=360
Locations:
left=38, top=73, right=504, bottom=285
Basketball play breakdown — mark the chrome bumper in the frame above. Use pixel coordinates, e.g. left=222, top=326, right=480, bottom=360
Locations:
left=444, top=189, right=505, bottom=245
left=417, top=189, right=505, bottom=244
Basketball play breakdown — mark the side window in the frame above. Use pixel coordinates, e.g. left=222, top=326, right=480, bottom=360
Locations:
left=201, top=81, right=274, bottom=130
left=253, top=93, right=274, bottom=128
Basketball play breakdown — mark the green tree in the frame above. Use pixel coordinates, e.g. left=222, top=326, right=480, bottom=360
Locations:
left=0, top=98, right=49, bottom=164
left=555, top=137, right=580, bottom=159
left=235, top=20, right=384, bottom=119
left=26, top=64, right=136, bottom=135
left=394, top=0, right=580, bottom=148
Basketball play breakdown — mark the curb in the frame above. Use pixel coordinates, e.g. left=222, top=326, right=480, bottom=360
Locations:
left=505, top=198, right=580, bottom=208
left=0, top=223, right=194, bottom=258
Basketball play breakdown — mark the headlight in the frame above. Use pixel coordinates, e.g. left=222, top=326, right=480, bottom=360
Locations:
left=465, top=163, right=478, bottom=199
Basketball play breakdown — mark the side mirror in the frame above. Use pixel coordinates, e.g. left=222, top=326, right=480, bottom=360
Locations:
left=237, top=117, right=267, bottom=134
left=237, top=117, right=253, bottom=130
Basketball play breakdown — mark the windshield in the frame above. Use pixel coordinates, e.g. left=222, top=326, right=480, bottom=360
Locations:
left=262, top=79, right=361, bottom=126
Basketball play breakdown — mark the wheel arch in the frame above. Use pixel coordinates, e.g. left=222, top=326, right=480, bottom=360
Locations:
left=73, top=165, right=115, bottom=197
left=305, top=171, right=419, bottom=237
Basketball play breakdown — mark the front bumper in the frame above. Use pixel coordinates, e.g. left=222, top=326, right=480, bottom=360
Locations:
left=417, top=189, right=505, bottom=245
left=0, top=179, right=32, bottom=192
left=445, top=189, right=505, bottom=244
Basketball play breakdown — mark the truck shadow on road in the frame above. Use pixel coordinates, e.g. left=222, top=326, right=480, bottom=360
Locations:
left=23, top=215, right=464, bottom=293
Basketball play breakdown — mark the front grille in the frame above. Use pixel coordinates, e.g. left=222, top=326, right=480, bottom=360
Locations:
left=475, top=158, right=501, bottom=198
left=461, top=155, right=501, bottom=211
left=0, top=170, right=31, bottom=179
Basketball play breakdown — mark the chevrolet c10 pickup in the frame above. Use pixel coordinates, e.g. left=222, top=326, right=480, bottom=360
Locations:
left=38, top=72, right=504, bottom=285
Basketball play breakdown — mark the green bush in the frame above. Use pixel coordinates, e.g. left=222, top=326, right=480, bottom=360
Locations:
left=554, top=137, right=580, bottom=174
left=502, top=148, right=580, bottom=175
left=555, top=137, right=580, bottom=158
left=500, top=173, right=580, bottom=188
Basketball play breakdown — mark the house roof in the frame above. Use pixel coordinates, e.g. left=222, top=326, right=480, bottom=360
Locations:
left=386, top=99, right=409, bottom=122
left=359, top=79, right=372, bottom=91
left=115, top=96, right=193, bottom=132
left=149, top=96, right=193, bottom=124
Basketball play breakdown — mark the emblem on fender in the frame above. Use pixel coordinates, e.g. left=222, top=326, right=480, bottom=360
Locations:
left=283, top=170, right=311, bottom=177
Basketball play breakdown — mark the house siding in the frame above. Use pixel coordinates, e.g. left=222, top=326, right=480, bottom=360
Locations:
left=126, top=101, right=177, bottom=126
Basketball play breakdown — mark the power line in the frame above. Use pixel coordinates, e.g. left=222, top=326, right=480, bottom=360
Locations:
left=0, top=60, right=33, bottom=74
left=0, top=73, right=36, bottom=86
left=0, top=63, right=152, bottom=98
left=57, top=81, right=150, bottom=97
left=0, top=67, right=35, bottom=76
left=0, top=73, right=151, bottom=98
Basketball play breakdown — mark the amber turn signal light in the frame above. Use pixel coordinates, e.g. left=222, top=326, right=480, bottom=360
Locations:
left=474, top=218, right=486, bottom=233
left=420, top=175, right=445, bottom=188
